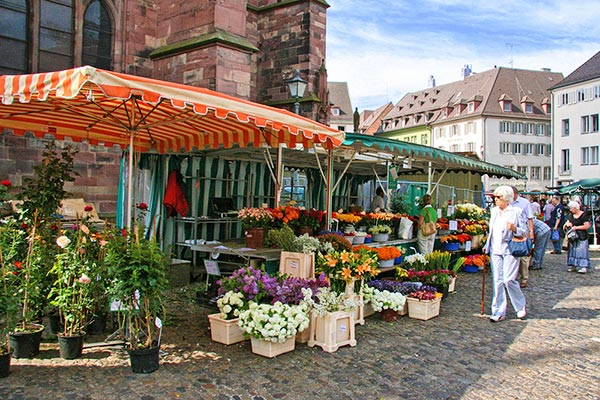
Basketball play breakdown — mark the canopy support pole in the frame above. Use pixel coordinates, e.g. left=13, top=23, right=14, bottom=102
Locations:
left=126, top=129, right=134, bottom=229
left=325, top=149, right=334, bottom=229
left=275, top=144, right=284, bottom=207
left=313, top=145, right=327, bottom=183
left=331, top=151, right=356, bottom=193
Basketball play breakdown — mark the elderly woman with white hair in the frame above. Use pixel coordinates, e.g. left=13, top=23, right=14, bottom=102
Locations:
left=563, top=200, right=591, bottom=273
left=483, top=185, right=527, bottom=322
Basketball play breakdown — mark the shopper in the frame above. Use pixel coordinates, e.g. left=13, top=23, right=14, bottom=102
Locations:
left=512, top=187, right=535, bottom=288
left=483, top=185, right=527, bottom=322
left=549, top=196, right=566, bottom=254
left=416, top=194, right=437, bottom=255
left=563, top=201, right=591, bottom=274
left=370, top=187, right=385, bottom=212
left=530, top=218, right=551, bottom=270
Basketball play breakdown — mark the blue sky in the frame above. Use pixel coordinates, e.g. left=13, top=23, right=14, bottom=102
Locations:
left=326, top=0, right=600, bottom=111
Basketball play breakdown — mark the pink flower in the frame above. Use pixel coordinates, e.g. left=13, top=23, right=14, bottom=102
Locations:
left=78, top=274, right=91, bottom=284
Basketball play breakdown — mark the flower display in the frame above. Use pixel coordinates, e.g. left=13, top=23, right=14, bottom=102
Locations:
left=217, top=291, right=245, bottom=320
left=333, top=212, right=363, bottom=225
left=451, top=203, right=485, bottom=220
left=424, top=251, right=452, bottom=271
left=461, top=254, right=490, bottom=268
left=217, top=266, right=279, bottom=304
left=317, top=232, right=352, bottom=252
left=464, top=223, right=487, bottom=235
left=316, top=249, right=379, bottom=283
left=368, top=224, right=392, bottom=235
left=295, top=208, right=325, bottom=231
left=238, top=301, right=310, bottom=343
left=271, top=205, right=300, bottom=225
left=407, top=285, right=440, bottom=301
left=237, top=207, right=275, bottom=229
left=366, top=280, right=422, bottom=296
left=403, top=253, right=428, bottom=270
left=300, top=287, right=359, bottom=316
left=440, top=233, right=472, bottom=244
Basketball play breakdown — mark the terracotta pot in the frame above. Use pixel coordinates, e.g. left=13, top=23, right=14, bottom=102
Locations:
left=381, top=309, right=399, bottom=322
left=295, top=226, right=313, bottom=236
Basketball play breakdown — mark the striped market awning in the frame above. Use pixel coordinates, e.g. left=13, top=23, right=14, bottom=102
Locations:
left=0, top=66, right=344, bottom=153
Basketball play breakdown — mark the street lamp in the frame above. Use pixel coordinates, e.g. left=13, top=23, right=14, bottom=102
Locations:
left=286, top=69, right=307, bottom=115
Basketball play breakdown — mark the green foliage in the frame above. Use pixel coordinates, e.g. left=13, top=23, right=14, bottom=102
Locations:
left=104, top=226, right=168, bottom=350
left=267, top=225, right=297, bottom=251
left=389, top=192, right=411, bottom=215
left=18, top=141, right=79, bottom=221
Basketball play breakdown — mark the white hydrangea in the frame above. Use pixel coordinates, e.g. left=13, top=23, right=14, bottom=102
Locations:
left=369, top=288, right=406, bottom=312
left=238, top=301, right=310, bottom=343
left=217, top=291, right=246, bottom=320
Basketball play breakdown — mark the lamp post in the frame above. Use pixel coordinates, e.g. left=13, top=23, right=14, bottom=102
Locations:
left=286, top=69, right=307, bottom=115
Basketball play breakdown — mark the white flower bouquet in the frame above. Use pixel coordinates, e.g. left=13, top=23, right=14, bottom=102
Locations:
left=216, top=290, right=245, bottom=320
left=238, top=301, right=309, bottom=343
left=368, top=288, right=406, bottom=312
left=300, top=287, right=360, bottom=317
left=368, top=224, right=392, bottom=234
left=404, top=253, right=428, bottom=270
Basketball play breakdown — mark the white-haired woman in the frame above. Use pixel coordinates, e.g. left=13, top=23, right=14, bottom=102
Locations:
left=483, top=185, right=527, bottom=322
left=563, top=201, right=591, bottom=273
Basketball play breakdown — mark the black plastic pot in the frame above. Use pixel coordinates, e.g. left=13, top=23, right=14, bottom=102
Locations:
left=9, top=323, right=45, bottom=358
left=128, top=345, right=160, bottom=374
left=86, top=313, right=107, bottom=335
left=48, top=312, right=63, bottom=335
left=0, top=349, right=12, bottom=378
left=57, top=332, right=85, bottom=359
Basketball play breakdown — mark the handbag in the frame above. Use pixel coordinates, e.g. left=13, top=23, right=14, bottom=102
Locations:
left=551, top=229, right=560, bottom=241
left=508, top=236, right=532, bottom=257
left=566, top=228, right=579, bottom=242
left=421, top=221, right=437, bottom=236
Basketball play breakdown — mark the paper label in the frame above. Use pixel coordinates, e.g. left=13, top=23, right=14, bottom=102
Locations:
left=449, top=220, right=458, bottom=231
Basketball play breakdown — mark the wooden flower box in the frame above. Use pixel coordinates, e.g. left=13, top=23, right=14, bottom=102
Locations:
left=399, top=301, right=409, bottom=316
left=250, top=336, right=295, bottom=358
left=406, top=297, right=441, bottom=321
left=207, top=313, right=246, bottom=345
left=363, top=302, right=376, bottom=318
left=308, top=310, right=356, bottom=353
left=279, top=251, right=315, bottom=279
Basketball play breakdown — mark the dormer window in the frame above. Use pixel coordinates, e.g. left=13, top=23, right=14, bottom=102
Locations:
left=467, top=102, right=474, bottom=113
left=331, top=107, right=340, bottom=116
left=499, top=94, right=513, bottom=112
left=521, top=96, right=534, bottom=114
left=541, top=97, right=551, bottom=114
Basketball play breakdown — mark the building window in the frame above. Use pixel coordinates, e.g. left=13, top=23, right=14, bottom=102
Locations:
left=560, top=149, right=570, bottom=173
left=450, top=144, right=459, bottom=152
left=517, top=166, right=528, bottom=176
left=582, top=115, right=590, bottom=133
left=39, top=0, right=75, bottom=72
left=525, top=103, right=533, bottom=113
left=466, top=142, right=475, bottom=152
left=543, top=166, right=551, bottom=180
left=524, top=143, right=534, bottom=155
left=82, top=0, right=113, bottom=69
left=513, top=122, right=523, bottom=134
left=592, top=114, right=599, bottom=132
left=466, top=122, right=473, bottom=134
left=451, top=125, right=459, bottom=136
left=591, top=146, right=599, bottom=164
left=581, top=147, right=590, bottom=165
left=562, top=119, right=569, bottom=136
left=467, top=102, right=474, bottom=112
left=546, top=144, right=551, bottom=156
left=499, top=121, right=511, bottom=133
left=513, top=143, right=523, bottom=155
left=0, top=0, right=28, bottom=74
left=535, top=144, right=545, bottom=156
left=337, top=126, right=345, bottom=131
left=525, top=123, right=534, bottom=135
left=331, top=108, right=340, bottom=116
left=503, top=101, right=511, bottom=112
left=420, top=134, right=428, bottom=145
left=500, top=142, right=512, bottom=154
left=530, top=166, right=540, bottom=180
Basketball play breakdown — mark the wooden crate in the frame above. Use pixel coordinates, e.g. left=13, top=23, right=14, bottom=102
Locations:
left=250, top=336, right=295, bottom=358
left=207, top=314, right=246, bottom=345
left=279, top=251, right=314, bottom=278
left=406, top=297, right=441, bottom=321
left=308, top=310, right=356, bottom=353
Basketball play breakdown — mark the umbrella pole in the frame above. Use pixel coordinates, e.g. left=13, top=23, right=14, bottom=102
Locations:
left=126, top=130, right=134, bottom=229
left=481, top=260, right=486, bottom=315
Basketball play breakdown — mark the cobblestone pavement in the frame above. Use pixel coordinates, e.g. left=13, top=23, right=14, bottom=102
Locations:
left=1, top=251, right=599, bottom=400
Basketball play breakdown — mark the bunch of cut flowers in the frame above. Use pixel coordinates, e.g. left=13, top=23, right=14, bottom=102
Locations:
left=407, top=285, right=441, bottom=301
left=362, top=285, right=406, bottom=312
left=300, top=286, right=359, bottom=316
left=238, top=301, right=310, bottom=343
left=237, top=207, right=275, bottom=229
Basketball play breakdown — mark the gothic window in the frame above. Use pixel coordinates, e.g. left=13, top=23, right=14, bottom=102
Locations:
left=39, top=0, right=74, bottom=72
left=0, top=0, right=28, bottom=74
left=83, top=0, right=113, bottom=69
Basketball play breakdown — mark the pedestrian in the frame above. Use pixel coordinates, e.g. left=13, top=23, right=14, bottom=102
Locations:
left=563, top=201, right=592, bottom=274
left=511, top=187, right=535, bottom=288
left=417, top=193, right=437, bottom=255
left=370, top=187, right=385, bottom=212
left=529, top=218, right=551, bottom=270
left=529, top=195, right=541, bottom=216
left=542, top=198, right=555, bottom=224
left=549, top=196, right=566, bottom=254
left=483, top=185, right=527, bottom=322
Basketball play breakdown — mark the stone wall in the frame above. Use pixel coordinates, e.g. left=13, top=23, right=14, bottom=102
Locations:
left=0, top=132, right=122, bottom=218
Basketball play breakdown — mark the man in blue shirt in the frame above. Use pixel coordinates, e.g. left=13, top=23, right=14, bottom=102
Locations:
left=548, top=196, right=566, bottom=254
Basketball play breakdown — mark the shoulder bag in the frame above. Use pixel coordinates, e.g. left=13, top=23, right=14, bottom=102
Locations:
left=420, top=207, right=437, bottom=236
left=508, top=236, right=532, bottom=257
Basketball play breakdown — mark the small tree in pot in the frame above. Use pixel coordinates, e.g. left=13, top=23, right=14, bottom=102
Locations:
left=104, top=205, right=168, bottom=373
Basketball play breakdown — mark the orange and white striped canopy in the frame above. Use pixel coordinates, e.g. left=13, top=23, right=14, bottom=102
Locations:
left=0, top=66, right=344, bottom=153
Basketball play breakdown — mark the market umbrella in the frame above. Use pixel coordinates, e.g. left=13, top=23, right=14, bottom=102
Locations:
left=0, top=66, right=344, bottom=226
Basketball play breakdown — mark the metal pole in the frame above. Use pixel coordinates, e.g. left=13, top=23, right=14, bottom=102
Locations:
left=294, top=100, right=300, bottom=115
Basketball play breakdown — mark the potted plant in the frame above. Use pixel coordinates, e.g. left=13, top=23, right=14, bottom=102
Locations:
left=104, top=214, right=169, bottom=373
left=374, top=246, right=402, bottom=268
left=368, top=224, right=392, bottom=242
left=237, top=207, right=275, bottom=248
left=48, top=221, right=101, bottom=359
left=316, top=232, right=352, bottom=252
left=238, top=301, right=309, bottom=358
left=269, top=225, right=322, bottom=278
left=208, top=290, right=247, bottom=345
left=301, top=286, right=358, bottom=353
left=363, top=285, right=406, bottom=322
left=315, top=249, right=379, bottom=295
left=406, top=285, right=442, bottom=320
